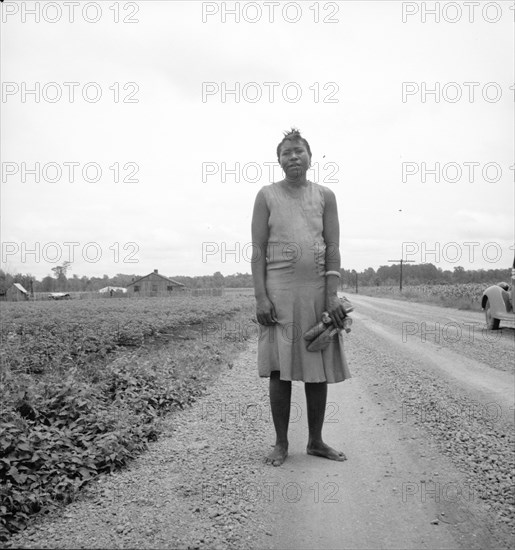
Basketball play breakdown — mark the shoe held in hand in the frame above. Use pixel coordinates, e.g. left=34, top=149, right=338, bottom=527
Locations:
left=306, top=325, right=339, bottom=352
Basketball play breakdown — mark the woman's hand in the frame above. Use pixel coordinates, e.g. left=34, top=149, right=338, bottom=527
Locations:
left=256, top=296, right=278, bottom=326
left=325, top=294, right=347, bottom=329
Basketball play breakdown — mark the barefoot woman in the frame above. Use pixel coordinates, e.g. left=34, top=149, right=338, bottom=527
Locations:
left=251, top=128, right=351, bottom=467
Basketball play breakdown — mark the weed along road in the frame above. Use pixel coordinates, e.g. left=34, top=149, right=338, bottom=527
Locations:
left=7, top=296, right=514, bottom=550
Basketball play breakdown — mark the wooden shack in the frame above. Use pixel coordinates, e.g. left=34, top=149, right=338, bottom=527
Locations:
left=6, top=283, right=29, bottom=302
left=126, top=269, right=185, bottom=297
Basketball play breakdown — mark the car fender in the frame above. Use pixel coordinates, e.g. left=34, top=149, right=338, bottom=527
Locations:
left=482, top=285, right=510, bottom=316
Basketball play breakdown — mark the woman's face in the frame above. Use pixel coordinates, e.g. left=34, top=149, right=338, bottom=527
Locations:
left=278, top=140, right=311, bottom=178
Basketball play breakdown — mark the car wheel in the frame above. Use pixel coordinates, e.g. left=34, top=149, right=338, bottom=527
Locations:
left=485, top=299, right=500, bottom=330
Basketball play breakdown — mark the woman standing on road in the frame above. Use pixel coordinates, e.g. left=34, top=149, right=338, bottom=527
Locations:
left=251, top=128, right=351, bottom=467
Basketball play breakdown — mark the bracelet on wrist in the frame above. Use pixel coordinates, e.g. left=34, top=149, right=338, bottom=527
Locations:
left=325, top=270, right=341, bottom=278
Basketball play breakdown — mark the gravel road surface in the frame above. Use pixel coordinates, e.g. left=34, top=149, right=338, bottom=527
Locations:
left=6, top=295, right=514, bottom=549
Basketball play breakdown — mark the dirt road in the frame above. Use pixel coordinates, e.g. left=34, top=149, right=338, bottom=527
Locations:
left=7, top=295, right=514, bottom=549
left=348, top=293, right=514, bottom=410
left=261, top=294, right=514, bottom=549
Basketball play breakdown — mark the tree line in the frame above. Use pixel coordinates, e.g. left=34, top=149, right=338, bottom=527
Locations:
left=342, top=263, right=512, bottom=287
left=1, top=263, right=512, bottom=295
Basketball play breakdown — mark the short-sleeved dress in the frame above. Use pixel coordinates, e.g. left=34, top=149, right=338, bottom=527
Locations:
left=257, top=180, right=351, bottom=384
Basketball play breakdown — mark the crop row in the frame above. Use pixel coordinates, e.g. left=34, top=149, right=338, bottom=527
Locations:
left=1, top=295, right=252, bottom=378
left=405, top=283, right=488, bottom=303
left=0, top=295, right=255, bottom=540
left=352, top=283, right=489, bottom=305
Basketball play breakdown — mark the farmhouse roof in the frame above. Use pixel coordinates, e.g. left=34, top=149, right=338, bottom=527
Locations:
left=13, top=283, right=28, bottom=294
left=126, top=269, right=185, bottom=288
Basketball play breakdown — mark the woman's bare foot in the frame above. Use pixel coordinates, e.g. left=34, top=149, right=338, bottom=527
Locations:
left=306, top=441, right=347, bottom=461
left=265, top=442, right=288, bottom=466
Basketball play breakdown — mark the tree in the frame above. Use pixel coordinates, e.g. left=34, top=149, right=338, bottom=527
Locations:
left=0, top=269, right=14, bottom=293
left=377, top=265, right=396, bottom=285
left=212, top=271, right=225, bottom=288
left=51, top=261, right=72, bottom=279
left=39, top=276, right=55, bottom=292
left=362, top=267, right=376, bottom=286
left=453, top=266, right=466, bottom=283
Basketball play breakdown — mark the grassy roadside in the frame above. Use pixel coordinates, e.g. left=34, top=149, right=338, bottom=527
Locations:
left=343, top=285, right=485, bottom=312
left=0, top=296, right=256, bottom=540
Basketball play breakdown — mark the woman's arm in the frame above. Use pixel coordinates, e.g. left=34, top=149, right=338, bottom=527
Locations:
left=251, top=189, right=277, bottom=325
left=322, top=187, right=346, bottom=329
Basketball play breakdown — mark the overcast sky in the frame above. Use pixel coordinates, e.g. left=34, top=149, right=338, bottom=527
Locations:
left=1, top=0, right=513, bottom=279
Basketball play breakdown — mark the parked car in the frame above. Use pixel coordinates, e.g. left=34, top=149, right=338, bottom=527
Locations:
left=48, top=292, right=71, bottom=300
left=481, top=259, right=515, bottom=329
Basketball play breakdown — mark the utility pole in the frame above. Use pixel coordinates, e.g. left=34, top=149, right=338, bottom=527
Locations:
left=351, top=269, right=358, bottom=294
left=387, top=258, right=415, bottom=291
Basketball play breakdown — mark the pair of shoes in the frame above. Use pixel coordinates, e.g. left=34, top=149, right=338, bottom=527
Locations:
left=305, top=323, right=339, bottom=351
left=303, top=298, right=354, bottom=352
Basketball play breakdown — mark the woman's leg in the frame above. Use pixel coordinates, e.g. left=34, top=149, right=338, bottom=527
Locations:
left=266, top=370, right=291, bottom=466
left=305, top=382, right=346, bottom=461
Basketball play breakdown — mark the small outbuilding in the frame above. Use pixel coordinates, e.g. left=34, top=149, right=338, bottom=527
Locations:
left=6, top=283, right=29, bottom=302
left=99, top=286, right=127, bottom=294
left=126, top=269, right=185, bottom=297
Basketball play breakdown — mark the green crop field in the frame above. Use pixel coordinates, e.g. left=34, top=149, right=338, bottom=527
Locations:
left=0, top=294, right=256, bottom=539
